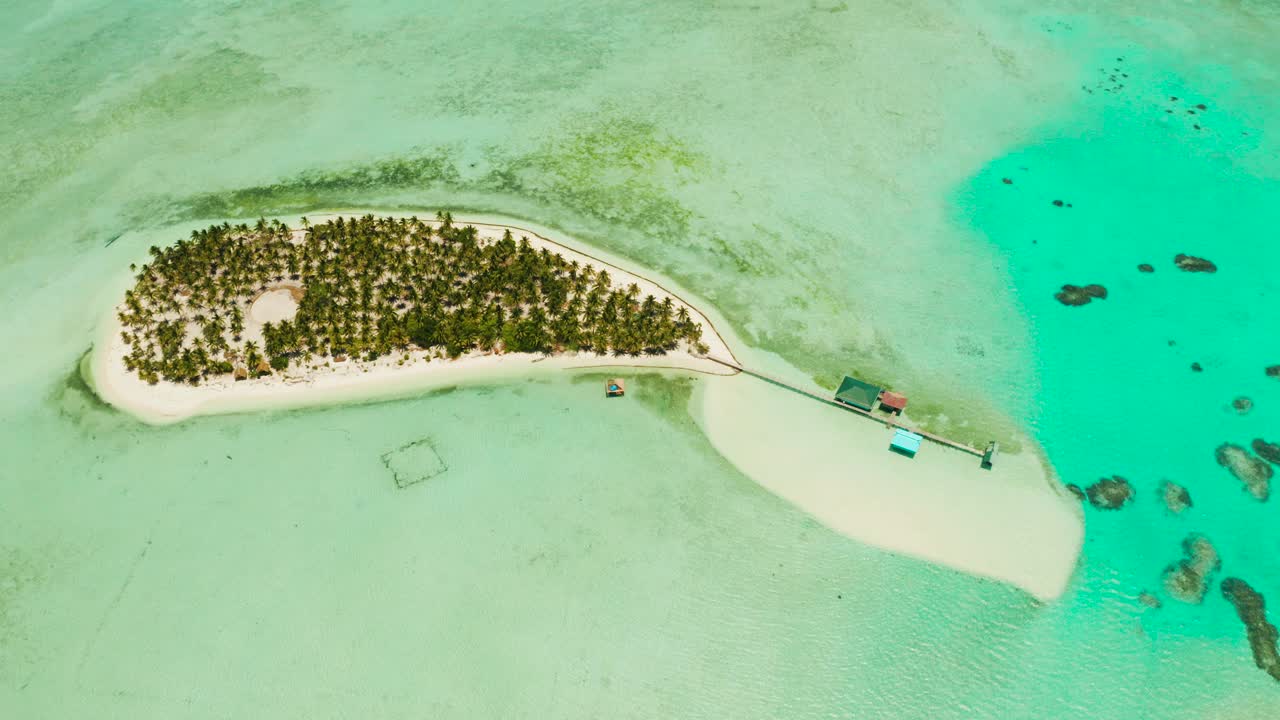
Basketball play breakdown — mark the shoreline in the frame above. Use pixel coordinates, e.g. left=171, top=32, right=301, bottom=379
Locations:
left=91, top=213, right=740, bottom=425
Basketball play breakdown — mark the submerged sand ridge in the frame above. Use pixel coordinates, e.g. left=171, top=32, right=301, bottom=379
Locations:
left=696, top=369, right=1083, bottom=602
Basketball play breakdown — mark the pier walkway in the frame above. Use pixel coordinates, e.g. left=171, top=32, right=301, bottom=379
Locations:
left=704, top=356, right=984, bottom=458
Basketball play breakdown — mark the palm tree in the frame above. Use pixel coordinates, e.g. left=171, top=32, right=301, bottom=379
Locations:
left=119, top=214, right=702, bottom=383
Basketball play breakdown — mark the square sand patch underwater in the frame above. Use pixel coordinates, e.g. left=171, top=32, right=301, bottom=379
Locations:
left=382, top=438, right=448, bottom=488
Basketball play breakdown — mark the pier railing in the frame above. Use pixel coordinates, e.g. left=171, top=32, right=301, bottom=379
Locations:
left=703, top=356, right=984, bottom=457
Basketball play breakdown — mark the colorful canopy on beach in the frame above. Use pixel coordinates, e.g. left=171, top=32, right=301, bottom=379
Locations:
left=891, top=429, right=924, bottom=457
left=879, top=391, right=908, bottom=411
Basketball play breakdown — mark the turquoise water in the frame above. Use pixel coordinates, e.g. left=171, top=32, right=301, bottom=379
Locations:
left=958, top=37, right=1280, bottom=641
left=3, top=1, right=1280, bottom=717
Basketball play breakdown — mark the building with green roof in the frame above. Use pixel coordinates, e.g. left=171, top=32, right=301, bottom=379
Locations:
left=834, top=376, right=881, bottom=411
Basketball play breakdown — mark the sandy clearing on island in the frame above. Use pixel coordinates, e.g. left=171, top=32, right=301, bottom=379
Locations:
left=248, top=288, right=300, bottom=325
left=242, top=288, right=300, bottom=348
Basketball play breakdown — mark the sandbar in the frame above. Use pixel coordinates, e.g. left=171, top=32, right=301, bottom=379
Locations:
left=696, top=369, right=1083, bottom=602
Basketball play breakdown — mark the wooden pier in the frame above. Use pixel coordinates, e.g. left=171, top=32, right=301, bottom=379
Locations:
left=704, top=356, right=985, bottom=458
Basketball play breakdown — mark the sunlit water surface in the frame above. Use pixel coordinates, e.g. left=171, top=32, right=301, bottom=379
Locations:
left=2, top=1, right=1278, bottom=717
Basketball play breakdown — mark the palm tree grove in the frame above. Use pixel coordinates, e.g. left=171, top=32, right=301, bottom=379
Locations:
left=116, top=213, right=709, bottom=385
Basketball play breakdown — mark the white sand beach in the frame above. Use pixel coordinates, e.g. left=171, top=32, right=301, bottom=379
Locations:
left=90, top=214, right=738, bottom=424
left=696, top=369, right=1084, bottom=602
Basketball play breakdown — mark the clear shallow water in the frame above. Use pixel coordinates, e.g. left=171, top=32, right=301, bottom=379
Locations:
left=953, top=39, right=1280, bottom=709
left=2, top=1, right=1280, bottom=717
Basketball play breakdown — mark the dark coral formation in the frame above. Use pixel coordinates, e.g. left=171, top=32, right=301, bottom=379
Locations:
left=1083, top=62, right=1128, bottom=95
left=1138, top=591, right=1162, bottom=609
left=1221, top=578, right=1280, bottom=682
left=1137, top=263, right=1154, bottom=273
left=1160, top=481, right=1192, bottom=514
left=1267, top=365, right=1280, bottom=379
left=1055, top=284, right=1108, bottom=307
left=1065, top=483, right=1086, bottom=502
left=1085, top=476, right=1133, bottom=509
left=1191, top=362, right=1203, bottom=373
left=1254, top=439, right=1280, bottom=465
left=1216, top=443, right=1273, bottom=501
left=1162, top=534, right=1220, bottom=604
left=1232, top=397, right=1253, bottom=414
left=1174, top=254, right=1217, bottom=273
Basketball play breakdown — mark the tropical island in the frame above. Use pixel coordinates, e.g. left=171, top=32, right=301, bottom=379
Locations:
left=93, top=212, right=735, bottom=422
left=91, top=212, right=1083, bottom=604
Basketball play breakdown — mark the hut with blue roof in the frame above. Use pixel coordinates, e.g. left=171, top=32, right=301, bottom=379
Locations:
left=890, top=428, right=924, bottom=458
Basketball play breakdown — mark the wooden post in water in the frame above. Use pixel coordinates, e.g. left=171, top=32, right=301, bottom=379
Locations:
left=981, top=441, right=999, bottom=469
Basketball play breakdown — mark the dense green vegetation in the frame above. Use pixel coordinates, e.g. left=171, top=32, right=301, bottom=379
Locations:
left=117, top=213, right=707, bottom=385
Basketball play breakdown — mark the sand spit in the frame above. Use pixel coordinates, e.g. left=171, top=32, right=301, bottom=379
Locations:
left=91, top=214, right=737, bottom=424
left=696, top=370, right=1083, bottom=602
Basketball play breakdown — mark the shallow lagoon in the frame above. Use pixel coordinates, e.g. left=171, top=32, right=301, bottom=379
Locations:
left=3, top=1, right=1279, bottom=717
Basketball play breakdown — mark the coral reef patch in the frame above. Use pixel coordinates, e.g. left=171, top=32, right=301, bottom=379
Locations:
left=1174, top=254, right=1217, bottom=273
left=1221, top=578, right=1280, bottom=682
left=1162, top=534, right=1220, bottom=604
left=1253, top=439, right=1280, bottom=465
left=1085, top=476, right=1133, bottom=509
left=1216, top=443, right=1272, bottom=501
left=1054, top=284, right=1108, bottom=307
left=1160, top=481, right=1193, bottom=514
